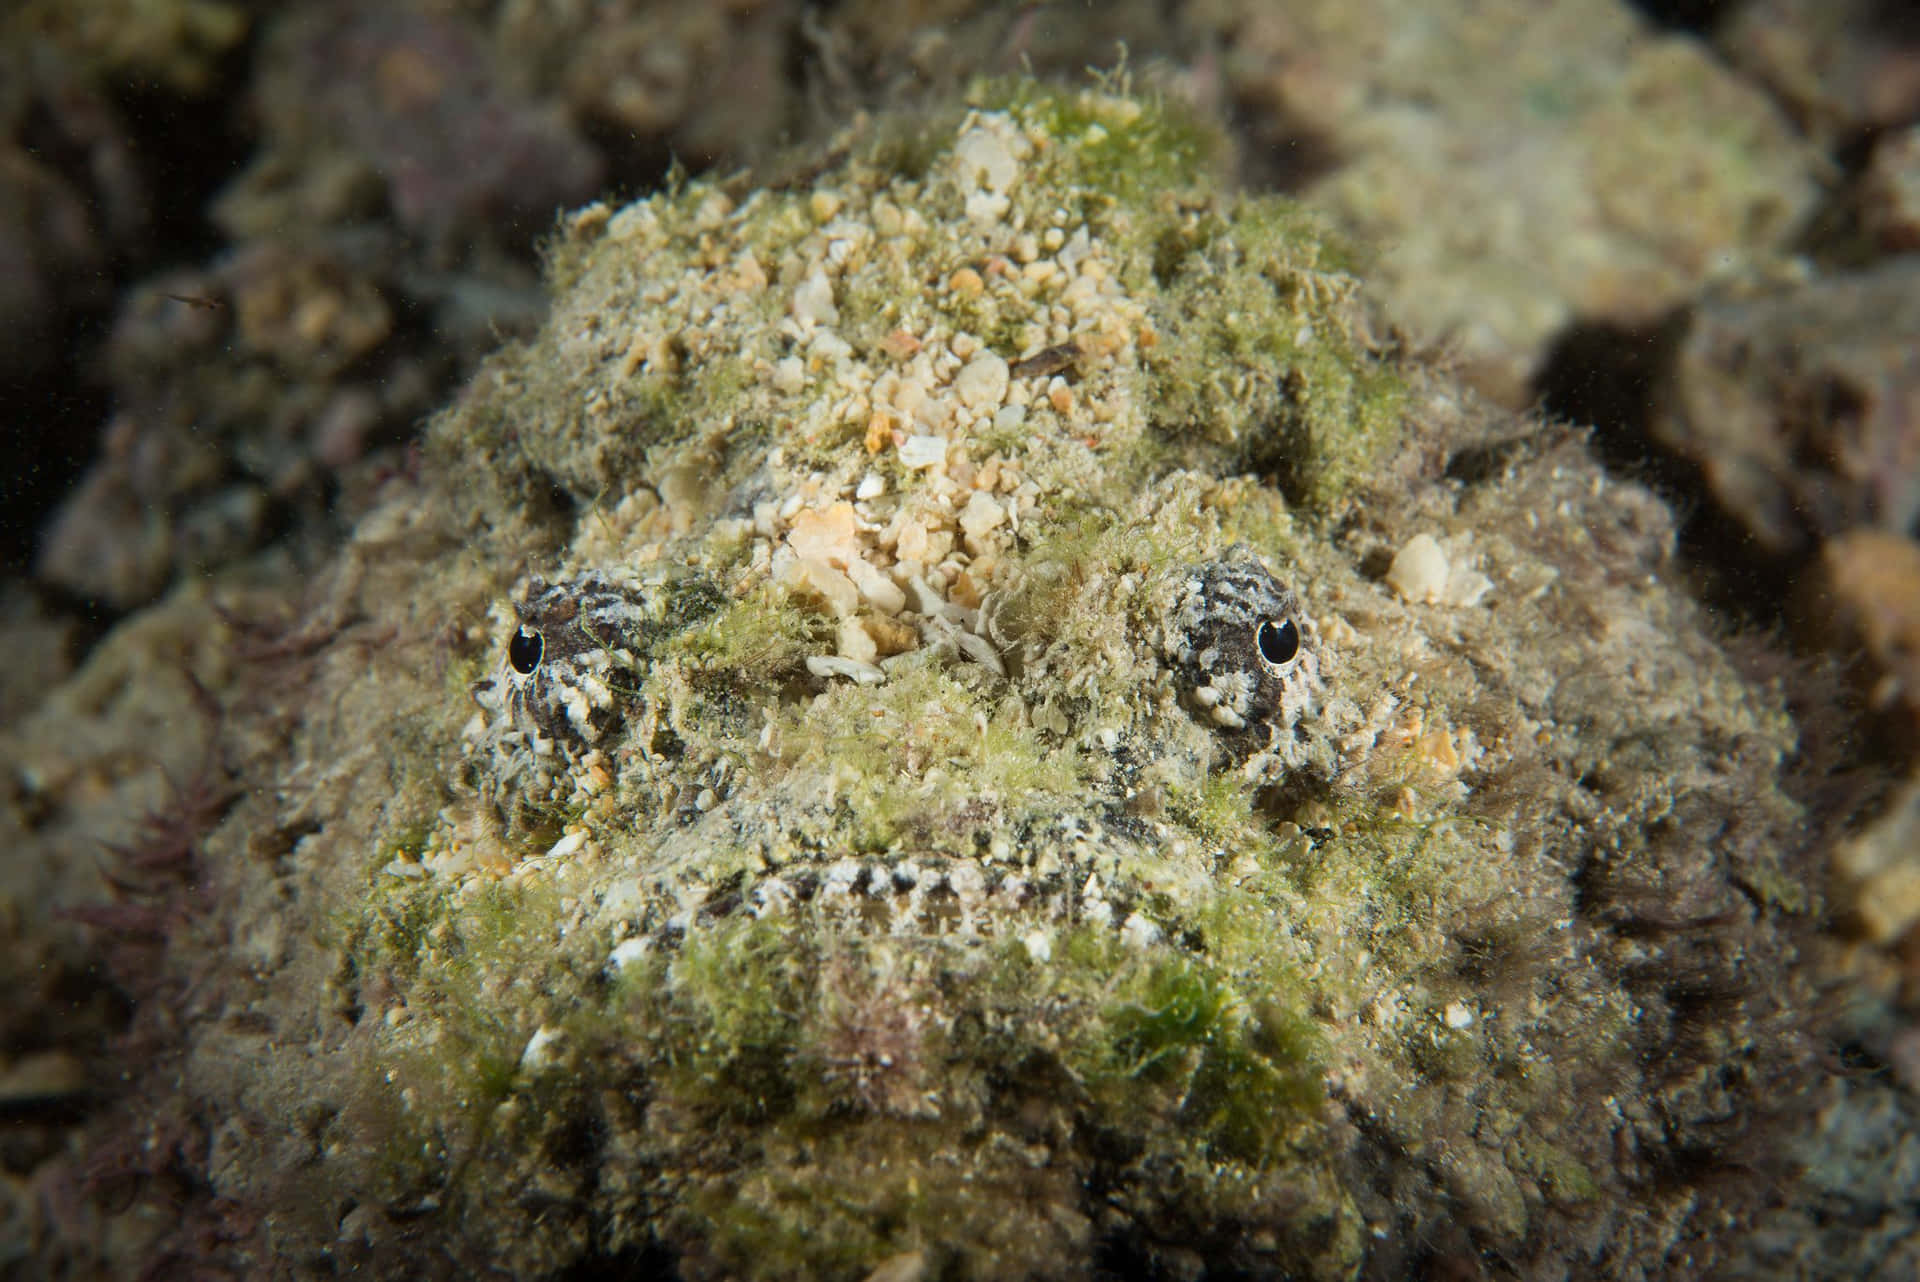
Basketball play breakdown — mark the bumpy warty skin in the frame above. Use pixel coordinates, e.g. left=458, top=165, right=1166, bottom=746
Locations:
left=131, top=89, right=1824, bottom=1282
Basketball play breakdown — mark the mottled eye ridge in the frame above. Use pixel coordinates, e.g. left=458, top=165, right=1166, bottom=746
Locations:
left=1165, top=553, right=1322, bottom=754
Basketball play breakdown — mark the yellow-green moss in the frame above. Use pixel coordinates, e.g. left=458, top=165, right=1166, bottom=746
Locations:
left=974, top=75, right=1225, bottom=215
left=1145, top=200, right=1406, bottom=507
left=660, top=585, right=828, bottom=686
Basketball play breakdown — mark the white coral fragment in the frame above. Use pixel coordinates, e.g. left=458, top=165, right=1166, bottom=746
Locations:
left=807, top=654, right=886, bottom=684
left=519, top=1025, right=567, bottom=1073
left=791, top=269, right=839, bottom=326
left=897, top=434, right=949, bottom=470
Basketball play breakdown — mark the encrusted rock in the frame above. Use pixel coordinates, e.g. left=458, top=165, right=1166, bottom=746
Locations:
left=1652, top=259, right=1920, bottom=553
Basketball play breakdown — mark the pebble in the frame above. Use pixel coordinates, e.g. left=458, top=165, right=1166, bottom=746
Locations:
left=771, top=356, right=805, bottom=394
left=1120, top=913, right=1163, bottom=950
left=958, top=490, right=1007, bottom=541
left=838, top=617, right=879, bottom=664
left=519, top=1025, right=567, bottom=1072
left=898, top=434, right=949, bottom=470
left=954, top=352, right=1010, bottom=409
left=952, top=123, right=1020, bottom=193
left=792, top=270, right=839, bottom=326
left=787, top=502, right=859, bottom=564
left=785, top=556, right=861, bottom=617
left=806, top=654, right=886, bottom=685
left=844, top=556, right=906, bottom=614
left=1387, top=533, right=1450, bottom=604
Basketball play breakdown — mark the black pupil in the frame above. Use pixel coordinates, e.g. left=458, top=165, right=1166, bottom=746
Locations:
left=1256, top=619, right=1299, bottom=666
left=508, top=626, right=544, bottom=675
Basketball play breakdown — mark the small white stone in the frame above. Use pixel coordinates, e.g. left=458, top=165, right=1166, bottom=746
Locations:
left=954, top=352, right=1010, bottom=410
left=898, top=434, right=949, bottom=469
left=1023, top=930, right=1053, bottom=964
left=1386, top=533, right=1450, bottom=604
left=855, top=471, right=887, bottom=500
left=838, top=616, right=879, bottom=664
left=952, top=123, right=1020, bottom=193
left=809, top=327, right=852, bottom=363
left=964, top=190, right=1010, bottom=226
left=958, top=631, right=1004, bottom=676
left=608, top=937, right=650, bottom=971
left=1443, top=1002, right=1475, bottom=1030
left=780, top=554, right=860, bottom=617
left=958, top=490, right=1006, bottom=541
left=519, top=1025, right=566, bottom=1073
left=545, top=829, right=588, bottom=859
left=791, top=269, right=839, bottom=326
left=1120, top=913, right=1163, bottom=950
left=844, top=556, right=907, bottom=614
left=905, top=573, right=961, bottom=620
left=806, top=654, right=886, bottom=684
left=771, top=356, right=805, bottom=394
left=1447, top=568, right=1494, bottom=608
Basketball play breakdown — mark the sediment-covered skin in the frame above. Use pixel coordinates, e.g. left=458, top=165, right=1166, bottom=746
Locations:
left=89, top=85, right=1821, bottom=1282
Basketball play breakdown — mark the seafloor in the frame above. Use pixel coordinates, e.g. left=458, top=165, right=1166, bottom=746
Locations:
left=5, top=3, right=1920, bottom=1280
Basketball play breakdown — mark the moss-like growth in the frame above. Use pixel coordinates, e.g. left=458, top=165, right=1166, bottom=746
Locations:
left=974, top=73, right=1227, bottom=211
left=1145, top=200, right=1407, bottom=506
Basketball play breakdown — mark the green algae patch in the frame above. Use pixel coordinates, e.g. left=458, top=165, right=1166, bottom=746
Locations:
left=1145, top=199, right=1408, bottom=507
left=974, top=74, right=1227, bottom=210
left=1090, top=950, right=1325, bottom=1166
left=659, top=584, right=827, bottom=687
left=762, top=654, right=1089, bottom=853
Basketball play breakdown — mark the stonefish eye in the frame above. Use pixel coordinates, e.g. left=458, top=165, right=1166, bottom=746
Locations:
left=508, top=626, right=544, bottom=676
left=1256, top=618, right=1299, bottom=669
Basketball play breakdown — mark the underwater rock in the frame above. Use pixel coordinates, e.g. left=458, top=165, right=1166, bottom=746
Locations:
left=1651, top=258, right=1920, bottom=554
left=1719, top=0, right=1920, bottom=142
left=1214, top=0, right=1822, bottom=404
